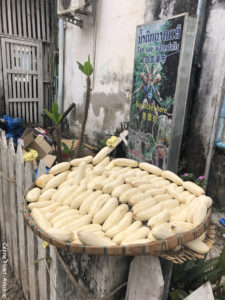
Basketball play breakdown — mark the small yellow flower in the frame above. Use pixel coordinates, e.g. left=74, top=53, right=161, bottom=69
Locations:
left=42, top=241, right=49, bottom=249
left=106, top=136, right=119, bottom=148
left=24, top=149, right=38, bottom=162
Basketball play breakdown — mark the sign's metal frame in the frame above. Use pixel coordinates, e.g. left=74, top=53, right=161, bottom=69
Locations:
left=167, top=14, right=197, bottom=172
left=128, top=13, right=197, bottom=173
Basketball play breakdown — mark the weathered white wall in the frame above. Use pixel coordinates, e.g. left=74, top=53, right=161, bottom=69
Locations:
left=194, top=3, right=225, bottom=156
left=63, top=0, right=156, bottom=144
left=184, top=1, right=225, bottom=176
left=63, top=0, right=201, bottom=145
left=63, top=0, right=225, bottom=205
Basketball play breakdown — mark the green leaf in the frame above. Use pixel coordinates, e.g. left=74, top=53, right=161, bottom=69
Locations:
left=61, top=140, right=77, bottom=155
left=77, top=61, right=85, bottom=73
left=33, top=259, right=39, bottom=266
left=172, top=260, right=197, bottom=283
left=51, top=101, right=59, bottom=115
left=218, top=247, right=225, bottom=276
left=207, top=267, right=225, bottom=285
left=169, top=289, right=188, bottom=300
left=191, top=267, right=224, bottom=289
left=177, top=289, right=188, bottom=298
left=43, top=103, right=62, bottom=124
left=213, top=283, right=225, bottom=292
left=71, top=139, right=75, bottom=150
left=55, top=114, right=62, bottom=124
left=46, top=256, right=52, bottom=264
left=51, top=101, right=63, bottom=124
left=33, top=257, right=45, bottom=266
left=83, top=56, right=93, bottom=76
left=77, top=55, right=93, bottom=76
left=61, top=142, right=70, bottom=155
left=43, top=109, right=56, bottom=123
left=99, top=139, right=107, bottom=147
left=169, top=290, right=180, bottom=300
left=187, top=257, right=219, bottom=282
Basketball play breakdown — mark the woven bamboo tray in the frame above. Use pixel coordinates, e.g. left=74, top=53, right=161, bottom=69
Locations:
left=159, top=222, right=215, bottom=263
left=23, top=198, right=212, bottom=257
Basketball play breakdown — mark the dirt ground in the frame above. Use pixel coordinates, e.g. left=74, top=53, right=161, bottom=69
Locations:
left=208, top=208, right=225, bottom=258
left=0, top=209, right=224, bottom=300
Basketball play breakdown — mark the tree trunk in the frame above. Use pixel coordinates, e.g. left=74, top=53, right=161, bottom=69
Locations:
left=55, top=123, right=62, bottom=162
left=77, top=76, right=91, bottom=157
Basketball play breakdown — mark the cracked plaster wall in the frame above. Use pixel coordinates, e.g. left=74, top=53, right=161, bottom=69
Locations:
left=63, top=1, right=225, bottom=204
left=63, top=0, right=157, bottom=144
left=63, top=0, right=200, bottom=145
left=183, top=1, right=225, bottom=179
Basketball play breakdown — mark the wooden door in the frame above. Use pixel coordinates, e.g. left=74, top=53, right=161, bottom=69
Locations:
left=1, top=38, right=43, bottom=125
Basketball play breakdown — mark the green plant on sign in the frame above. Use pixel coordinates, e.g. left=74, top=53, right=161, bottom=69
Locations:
left=76, top=55, right=93, bottom=157
left=43, top=101, right=63, bottom=162
left=169, top=246, right=225, bottom=300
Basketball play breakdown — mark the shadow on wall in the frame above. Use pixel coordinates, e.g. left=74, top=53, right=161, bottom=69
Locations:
left=69, top=91, right=130, bottom=144
left=207, top=147, right=225, bottom=206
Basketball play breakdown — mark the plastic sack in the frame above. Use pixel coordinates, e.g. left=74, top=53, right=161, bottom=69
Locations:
left=3, top=115, right=23, bottom=130
left=2, top=115, right=24, bottom=142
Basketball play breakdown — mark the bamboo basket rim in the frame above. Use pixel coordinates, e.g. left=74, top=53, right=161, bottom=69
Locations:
left=23, top=192, right=212, bottom=256
left=159, top=222, right=215, bottom=263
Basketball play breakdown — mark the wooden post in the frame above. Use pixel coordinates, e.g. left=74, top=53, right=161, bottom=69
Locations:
left=49, top=250, right=130, bottom=300
left=0, top=133, right=6, bottom=244
left=37, top=159, right=46, bottom=178
left=36, top=160, right=49, bottom=300
left=125, top=256, right=164, bottom=300
left=0, top=42, right=4, bottom=116
left=1, top=133, right=14, bottom=269
left=2, top=137, right=13, bottom=270
left=25, top=161, right=39, bottom=300
left=49, top=246, right=58, bottom=300
left=8, top=138, right=21, bottom=282
left=184, top=281, right=214, bottom=300
left=37, top=236, right=50, bottom=300
left=160, top=258, right=173, bottom=300
left=16, top=145, right=29, bottom=299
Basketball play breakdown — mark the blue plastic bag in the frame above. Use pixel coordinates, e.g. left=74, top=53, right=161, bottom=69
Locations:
left=34, top=168, right=50, bottom=181
left=3, top=115, right=23, bottom=142
left=3, top=115, right=23, bottom=130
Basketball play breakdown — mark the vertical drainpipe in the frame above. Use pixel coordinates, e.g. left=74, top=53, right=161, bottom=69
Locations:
left=215, top=95, right=225, bottom=150
left=54, top=0, right=58, bottom=103
left=58, top=17, right=65, bottom=114
left=183, top=0, right=208, bottom=136
left=194, top=0, right=208, bottom=61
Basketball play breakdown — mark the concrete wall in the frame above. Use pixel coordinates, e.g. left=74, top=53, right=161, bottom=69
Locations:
left=63, top=0, right=200, bottom=145
left=180, top=0, right=225, bottom=206
left=207, top=147, right=225, bottom=206
left=183, top=1, right=225, bottom=175
left=62, top=0, right=225, bottom=204
left=64, top=0, right=152, bottom=144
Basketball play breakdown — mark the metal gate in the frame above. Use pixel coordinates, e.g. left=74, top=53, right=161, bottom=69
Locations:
left=1, top=38, right=43, bottom=125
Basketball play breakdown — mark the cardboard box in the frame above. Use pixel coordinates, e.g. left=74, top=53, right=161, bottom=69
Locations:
left=44, top=154, right=57, bottom=168
left=29, top=136, right=52, bottom=159
left=21, top=129, right=57, bottom=168
left=21, top=128, right=34, bottom=148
